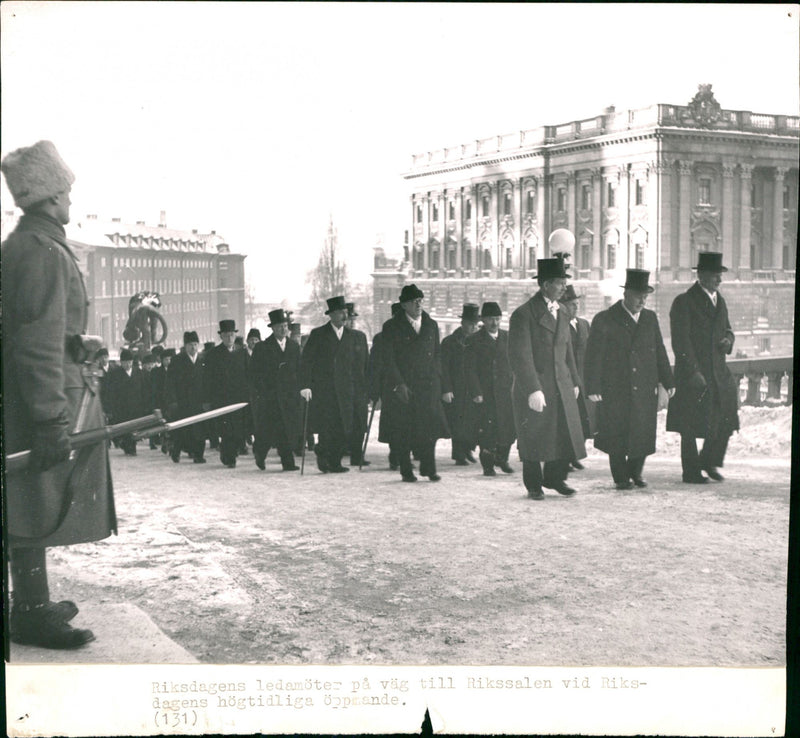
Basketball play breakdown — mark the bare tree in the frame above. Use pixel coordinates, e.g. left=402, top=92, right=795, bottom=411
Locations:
left=303, top=215, right=350, bottom=321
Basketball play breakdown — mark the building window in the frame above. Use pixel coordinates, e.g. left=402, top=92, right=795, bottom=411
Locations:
left=784, top=185, right=792, bottom=210
left=505, top=247, right=513, bottom=269
left=465, top=199, right=472, bottom=220
left=607, top=243, right=617, bottom=270
left=448, top=201, right=455, bottom=221
left=526, top=191, right=535, bottom=214
left=581, top=184, right=591, bottom=211
left=432, top=204, right=439, bottom=222
left=635, top=243, right=646, bottom=269
left=482, top=248, right=492, bottom=270
left=416, top=205, right=422, bottom=223
left=581, top=242, right=591, bottom=268
left=751, top=183, right=757, bottom=208
left=503, top=192, right=512, bottom=216
left=699, top=178, right=711, bottom=205
left=635, top=180, right=645, bottom=206
left=607, top=182, right=616, bottom=208
left=528, top=246, right=536, bottom=268
left=557, top=188, right=566, bottom=212
left=431, top=248, right=439, bottom=271
left=464, top=249, right=472, bottom=270
left=481, top=195, right=490, bottom=218
left=758, top=337, right=771, bottom=354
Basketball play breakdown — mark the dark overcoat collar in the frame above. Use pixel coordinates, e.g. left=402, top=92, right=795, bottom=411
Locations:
left=530, top=291, right=557, bottom=333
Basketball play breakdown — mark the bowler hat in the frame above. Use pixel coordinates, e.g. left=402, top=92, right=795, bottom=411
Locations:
left=346, top=302, right=358, bottom=318
left=325, top=296, right=347, bottom=315
left=399, top=284, right=424, bottom=303
left=268, top=309, right=290, bottom=326
left=460, top=303, right=480, bottom=322
left=247, top=328, right=262, bottom=340
left=559, top=285, right=581, bottom=303
left=534, top=258, right=570, bottom=281
left=218, top=319, right=237, bottom=333
left=1, top=140, right=75, bottom=209
left=119, top=348, right=134, bottom=362
left=480, top=301, right=502, bottom=318
left=621, top=269, right=654, bottom=293
left=183, top=330, right=200, bottom=344
left=694, top=251, right=728, bottom=273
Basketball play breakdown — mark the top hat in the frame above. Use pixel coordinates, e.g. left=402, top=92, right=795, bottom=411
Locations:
left=480, top=301, right=502, bottom=318
left=119, top=348, right=134, bottom=362
left=203, top=342, right=215, bottom=351
left=346, top=302, right=358, bottom=318
left=268, top=309, right=290, bottom=326
left=218, top=319, right=237, bottom=333
left=247, top=328, right=262, bottom=340
left=399, top=283, right=424, bottom=303
left=183, top=330, right=200, bottom=344
left=1, top=140, right=75, bottom=209
left=559, top=285, right=581, bottom=303
left=290, top=322, right=301, bottom=335
left=460, top=303, right=480, bottom=322
left=535, top=257, right=570, bottom=281
left=325, top=296, right=347, bottom=315
left=621, top=269, right=654, bottom=293
left=163, top=348, right=176, bottom=358
left=390, top=302, right=402, bottom=317
left=694, top=251, right=728, bottom=273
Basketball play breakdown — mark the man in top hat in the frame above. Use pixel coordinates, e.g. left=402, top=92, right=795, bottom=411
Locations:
left=584, top=270, right=675, bottom=489
left=380, top=284, right=449, bottom=482
left=345, top=302, right=370, bottom=466
left=166, top=331, right=206, bottom=463
left=441, top=303, right=481, bottom=466
left=466, top=302, right=516, bottom=476
left=508, top=258, right=586, bottom=499
left=667, top=252, right=739, bottom=484
left=559, top=285, right=596, bottom=467
left=299, top=296, right=360, bottom=473
left=204, top=319, right=249, bottom=467
left=2, top=141, right=115, bottom=648
left=250, top=309, right=302, bottom=471
left=106, top=347, right=147, bottom=455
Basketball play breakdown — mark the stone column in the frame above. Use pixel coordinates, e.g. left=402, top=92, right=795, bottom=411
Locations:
left=772, top=167, right=787, bottom=269
left=592, top=169, right=603, bottom=277
left=422, top=195, right=430, bottom=272
left=739, top=165, right=753, bottom=271
left=567, top=172, right=576, bottom=244
left=455, top=190, right=463, bottom=276
left=470, top=185, right=478, bottom=275
left=678, top=160, right=694, bottom=272
left=536, top=175, right=546, bottom=263
left=721, top=162, right=735, bottom=271
left=515, top=178, right=523, bottom=274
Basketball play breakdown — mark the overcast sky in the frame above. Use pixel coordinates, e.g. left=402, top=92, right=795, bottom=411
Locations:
left=2, top=2, right=798, bottom=305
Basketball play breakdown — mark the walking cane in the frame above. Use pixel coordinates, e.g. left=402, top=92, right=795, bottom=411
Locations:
left=359, top=399, right=378, bottom=471
left=300, top=397, right=310, bottom=476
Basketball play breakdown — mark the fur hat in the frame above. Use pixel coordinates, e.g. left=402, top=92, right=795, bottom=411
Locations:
left=1, top=140, right=75, bottom=209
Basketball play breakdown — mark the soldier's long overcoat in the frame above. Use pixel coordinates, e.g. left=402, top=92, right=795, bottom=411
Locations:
left=299, top=322, right=359, bottom=437
left=249, top=335, right=303, bottom=447
left=379, top=310, right=449, bottom=446
left=666, top=283, right=740, bottom=438
left=2, top=213, right=116, bottom=547
left=584, top=301, right=674, bottom=457
left=465, top=328, right=516, bottom=447
left=507, top=292, right=585, bottom=462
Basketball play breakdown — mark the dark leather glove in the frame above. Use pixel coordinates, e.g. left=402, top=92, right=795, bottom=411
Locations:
left=394, top=383, right=412, bottom=405
left=688, top=372, right=707, bottom=392
left=29, top=417, right=71, bottom=471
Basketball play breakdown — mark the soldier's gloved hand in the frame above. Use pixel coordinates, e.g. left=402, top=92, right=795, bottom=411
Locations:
left=528, top=390, right=546, bottom=413
left=442, top=392, right=454, bottom=403
left=395, top=383, right=412, bottom=404
left=689, top=372, right=707, bottom=392
left=30, top=416, right=71, bottom=471
left=300, top=388, right=312, bottom=402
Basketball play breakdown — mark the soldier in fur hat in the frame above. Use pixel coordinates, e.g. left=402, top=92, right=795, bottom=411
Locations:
left=2, top=141, right=114, bottom=649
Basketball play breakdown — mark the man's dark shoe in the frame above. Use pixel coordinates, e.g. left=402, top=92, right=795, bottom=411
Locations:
left=401, top=472, right=418, bottom=482
left=316, top=455, right=330, bottom=473
left=550, top=482, right=577, bottom=496
left=10, top=608, right=95, bottom=650
left=683, top=473, right=708, bottom=484
left=632, top=477, right=648, bottom=488
left=13, top=600, right=80, bottom=622
left=615, top=480, right=634, bottom=490
left=255, top=456, right=266, bottom=471
left=527, top=487, right=545, bottom=500
left=497, top=461, right=514, bottom=474
left=454, top=458, right=469, bottom=466
left=329, top=465, right=350, bottom=473
left=282, top=463, right=300, bottom=471
left=465, top=451, right=477, bottom=463
left=703, top=467, right=724, bottom=481
left=483, top=467, right=497, bottom=477
left=222, top=457, right=237, bottom=468
left=426, top=473, right=441, bottom=482
left=570, top=460, right=585, bottom=470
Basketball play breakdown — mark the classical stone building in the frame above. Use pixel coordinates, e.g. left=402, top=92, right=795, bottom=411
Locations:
left=373, top=86, right=798, bottom=356
left=1, top=210, right=246, bottom=354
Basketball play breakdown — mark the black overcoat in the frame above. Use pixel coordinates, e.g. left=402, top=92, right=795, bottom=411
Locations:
left=250, top=336, right=303, bottom=446
left=570, top=316, right=597, bottom=436
left=299, top=322, right=358, bottom=437
left=2, top=213, right=115, bottom=546
left=441, top=327, right=479, bottom=444
left=666, top=283, right=740, bottom=438
left=465, top=328, right=516, bottom=447
left=379, top=311, right=449, bottom=446
left=203, top=343, right=250, bottom=408
left=507, top=292, right=585, bottom=462
left=106, top=366, right=147, bottom=423
left=584, top=302, right=674, bottom=457
left=166, top=351, right=205, bottom=419
left=351, top=328, right=370, bottom=435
